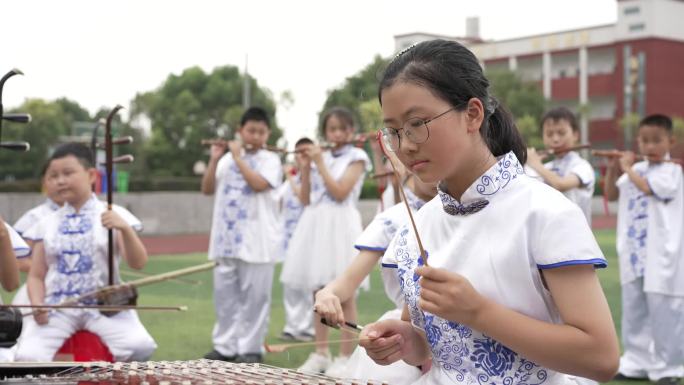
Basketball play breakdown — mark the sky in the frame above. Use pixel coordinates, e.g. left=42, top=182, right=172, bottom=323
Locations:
left=1, top=0, right=617, bottom=146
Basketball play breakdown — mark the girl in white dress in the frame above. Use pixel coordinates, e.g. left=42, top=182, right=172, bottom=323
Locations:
left=281, top=107, right=370, bottom=374
left=359, top=39, right=620, bottom=385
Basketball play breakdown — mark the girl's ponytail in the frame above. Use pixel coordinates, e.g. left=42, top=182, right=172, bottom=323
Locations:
left=482, top=99, right=527, bottom=164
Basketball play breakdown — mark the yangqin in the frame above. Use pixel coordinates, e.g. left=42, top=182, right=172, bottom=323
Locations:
left=0, top=359, right=389, bottom=385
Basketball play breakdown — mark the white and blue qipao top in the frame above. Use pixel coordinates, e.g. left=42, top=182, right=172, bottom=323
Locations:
left=382, top=152, right=606, bottom=385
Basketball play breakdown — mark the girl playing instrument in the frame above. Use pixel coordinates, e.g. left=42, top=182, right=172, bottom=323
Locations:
left=281, top=107, right=370, bottom=375
left=359, top=39, right=619, bottom=384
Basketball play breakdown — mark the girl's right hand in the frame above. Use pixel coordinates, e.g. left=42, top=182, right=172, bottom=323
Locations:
left=33, top=308, right=49, bottom=325
left=314, top=288, right=344, bottom=326
left=359, top=319, right=415, bottom=366
left=308, top=145, right=323, bottom=166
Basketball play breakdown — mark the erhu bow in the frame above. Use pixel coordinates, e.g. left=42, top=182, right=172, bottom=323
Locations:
left=376, top=131, right=429, bottom=267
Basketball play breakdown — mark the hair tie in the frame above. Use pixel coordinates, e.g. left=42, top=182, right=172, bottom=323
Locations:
left=485, top=96, right=499, bottom=116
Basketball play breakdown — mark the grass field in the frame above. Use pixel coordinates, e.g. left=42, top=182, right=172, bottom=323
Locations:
left=1, top=229, right=648, bottom=384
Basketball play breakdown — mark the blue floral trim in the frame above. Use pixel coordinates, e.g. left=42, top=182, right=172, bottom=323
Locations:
left=213, top=154, right=260, bottom=257
left=437, top=151, right=523, bottom=216
left=46, top=196, right=101, bottom=304
left=392, top=223, right=549, bottom=385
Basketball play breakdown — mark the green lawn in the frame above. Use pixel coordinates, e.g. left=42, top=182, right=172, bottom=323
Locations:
left=1, top=229, right=648, bottom=384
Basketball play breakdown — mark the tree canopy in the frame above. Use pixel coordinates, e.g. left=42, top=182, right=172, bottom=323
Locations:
left=130, top=65, right=281, bottom=176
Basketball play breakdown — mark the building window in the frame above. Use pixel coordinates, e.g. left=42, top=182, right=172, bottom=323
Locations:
left=624, top=6, right=640, bottom=15
left=629, top=23, right=645, bottom=32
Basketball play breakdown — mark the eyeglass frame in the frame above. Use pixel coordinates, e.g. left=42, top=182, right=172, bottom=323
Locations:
left=381, top=106, right=462, bottom=151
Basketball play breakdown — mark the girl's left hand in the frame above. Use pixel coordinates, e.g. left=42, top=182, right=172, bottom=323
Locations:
left=101, top=210, right=128, bottom=231
left=415, top=266, right=487, bottom=326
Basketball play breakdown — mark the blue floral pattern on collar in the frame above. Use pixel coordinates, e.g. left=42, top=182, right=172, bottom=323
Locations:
left=438, top=151, right=523, bottom=216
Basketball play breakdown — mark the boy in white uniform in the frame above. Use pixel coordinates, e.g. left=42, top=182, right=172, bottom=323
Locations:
left=202, top=107, right=282, bottom=363
left=278, top=137, right=315, bottom=342
left=12, top=164, right=65, bottom=307
left=526, top=106, right=595, bottom=224
left=605, top=114, right=684, bottom=385
left=15, top=142, right=156, bottom=362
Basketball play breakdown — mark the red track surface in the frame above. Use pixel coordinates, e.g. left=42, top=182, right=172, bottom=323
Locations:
left=141, top=216, right=618, bottom=256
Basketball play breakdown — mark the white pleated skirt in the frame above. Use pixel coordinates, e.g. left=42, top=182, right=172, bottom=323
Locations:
left=280, top=203, right=367, bottom=291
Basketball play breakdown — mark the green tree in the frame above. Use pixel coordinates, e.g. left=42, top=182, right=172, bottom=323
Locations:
left=486, top=70, right=547, bottom=148
left=130, top=66, right=281, bottom=177
left=0, top=98, right=92, bottom=180
left=322, top=55, right=390, bottom=133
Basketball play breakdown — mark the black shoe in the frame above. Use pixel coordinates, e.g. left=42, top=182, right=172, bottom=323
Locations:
left=613, top=372, right=649, bottom=381
left=656, top=377, right=682, bottom=385
left=203, top=349, right=236, bottom=362
left=279, top=331, right=296, bottom=341
left=235, top=353, right=263, bottom=363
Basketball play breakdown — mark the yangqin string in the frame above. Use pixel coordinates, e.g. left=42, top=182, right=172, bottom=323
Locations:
left=0, top=359, right=389, bottom=384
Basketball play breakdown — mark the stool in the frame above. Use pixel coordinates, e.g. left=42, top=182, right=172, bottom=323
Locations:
left=54, top=330, right=114, bottom=362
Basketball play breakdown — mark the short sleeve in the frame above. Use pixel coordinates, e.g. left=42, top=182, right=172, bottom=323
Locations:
left=256, top=152, right=283, bottom=189
left=532, top=198, right=606, bottom=269
left=112, top=205, right=143, bottom=232
left=13, top=209, right=39, bottom=236
left=21, top=215, right=47, bottom=243
left=214, top=154, right=232, bottom=184
left=647, top=163, right=683, bottom=202
left=4, top=222, right=30, bottom=258
left=355, top=203, right=406, bottom=252
left=350, top=148, right=372, bottom=172
left=381, top=224, right=408, bottom=269
left=356, top=218, right=392, bottom=253
left=570, top=159, right=595, bottom=187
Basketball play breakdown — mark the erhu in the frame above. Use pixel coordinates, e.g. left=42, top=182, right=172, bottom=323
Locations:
left=0, top=68, right=31, bottom=152
left=96, top=105, right=137, bottom=315
left=0, top=68, right=32, bottom=349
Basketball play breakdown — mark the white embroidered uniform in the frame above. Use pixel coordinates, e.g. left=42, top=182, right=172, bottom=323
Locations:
left=208, top=149, right=282, bottom=357
left=281, top=145, right=371, bottom=291
left=276, top=177, right=314, bottom=338
left=382, top=152, right=605, bottom=385
left=12, top=199, right=63, bottom=311
left=15, top=195, right=155, bottom=362
left=344, top=196, right=427, bottom=385
left=545, top=151, right=595, bottom=224
left=3, top=222, right=30, bottom=259
left=615, top=160, right=684, bottom=381
left=14, top=199, right=62, bottom=236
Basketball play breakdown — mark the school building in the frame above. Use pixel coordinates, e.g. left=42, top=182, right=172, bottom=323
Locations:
left=395, top=0, right=684, bottom=153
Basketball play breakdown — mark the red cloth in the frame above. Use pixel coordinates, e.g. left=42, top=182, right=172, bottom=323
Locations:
left=55, top=330, right=113, bottom=362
